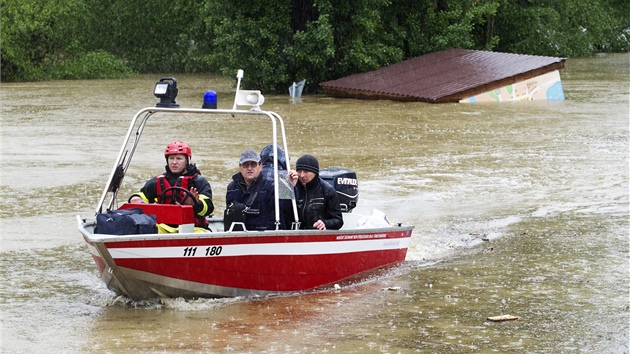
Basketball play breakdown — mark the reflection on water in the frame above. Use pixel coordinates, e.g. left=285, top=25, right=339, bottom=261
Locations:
left=1, top=53, right=628, bottom=353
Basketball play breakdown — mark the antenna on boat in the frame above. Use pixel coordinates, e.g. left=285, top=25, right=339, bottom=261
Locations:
left=232, top=69, right=244, bottom=111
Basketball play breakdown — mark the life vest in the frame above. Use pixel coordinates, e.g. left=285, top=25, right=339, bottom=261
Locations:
left=155, top=173, right=196, bottom=198
left=154, top=173, right=208, bottom=228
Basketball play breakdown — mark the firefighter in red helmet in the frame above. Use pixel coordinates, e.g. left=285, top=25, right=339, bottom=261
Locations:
left=129, top=141, right=214, bottom=231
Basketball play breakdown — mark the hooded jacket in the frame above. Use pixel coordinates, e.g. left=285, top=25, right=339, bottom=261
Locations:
left=260, top=144, right=287, bottom=180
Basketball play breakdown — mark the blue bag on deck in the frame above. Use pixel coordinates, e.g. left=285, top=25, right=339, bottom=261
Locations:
left=95, top=208, right=157, bottom=235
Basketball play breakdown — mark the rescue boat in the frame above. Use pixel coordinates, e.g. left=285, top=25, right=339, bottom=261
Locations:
left=77, top=72, right=414, bottom=300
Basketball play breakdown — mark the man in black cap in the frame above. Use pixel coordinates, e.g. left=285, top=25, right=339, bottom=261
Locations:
left=288, top=154, right=343, bottom=231
left=225, top=149, right=278, bottom=231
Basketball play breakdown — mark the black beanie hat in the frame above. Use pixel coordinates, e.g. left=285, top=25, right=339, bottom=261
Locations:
left=295, top=154, right=319, bottom=174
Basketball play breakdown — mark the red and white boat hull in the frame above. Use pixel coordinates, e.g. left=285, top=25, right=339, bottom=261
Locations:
left=80, top=223, right=413, bottom=300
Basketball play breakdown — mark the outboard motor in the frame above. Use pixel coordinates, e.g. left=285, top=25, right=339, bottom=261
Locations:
left=320, top=168, right=358, bottom=212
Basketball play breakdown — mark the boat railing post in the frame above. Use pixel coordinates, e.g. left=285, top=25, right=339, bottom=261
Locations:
left=261, top=111, right=281, bottom=230
left=270, top=112, right=300, bottom=229
left=107, top=111, right=154, bottom=210
left=95, top=108, right=155, bottom=215
left=232, top=69, right=244, bottom=111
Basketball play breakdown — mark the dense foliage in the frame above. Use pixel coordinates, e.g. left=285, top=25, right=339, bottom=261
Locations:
left=1, top=0, right=134, bottom=81
left=2, top=0, right=628, bottom=90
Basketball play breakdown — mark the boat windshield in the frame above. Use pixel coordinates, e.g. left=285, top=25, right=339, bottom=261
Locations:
left=277, top=173, right=295, bottom=200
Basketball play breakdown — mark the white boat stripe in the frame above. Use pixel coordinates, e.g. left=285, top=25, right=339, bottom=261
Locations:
left=108, top=238, right=411, bottom=259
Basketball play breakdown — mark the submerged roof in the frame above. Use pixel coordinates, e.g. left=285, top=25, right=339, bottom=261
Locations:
left=320, top=49, right=565, bottom=103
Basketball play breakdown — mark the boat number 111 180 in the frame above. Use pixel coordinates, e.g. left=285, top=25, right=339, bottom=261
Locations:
left=182, top=246, right=223, bottom=257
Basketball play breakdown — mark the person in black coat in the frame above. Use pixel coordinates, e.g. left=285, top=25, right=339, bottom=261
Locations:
left=225, top=149, right=278, bottom=231
left=288, top=154, right=343, bottom=231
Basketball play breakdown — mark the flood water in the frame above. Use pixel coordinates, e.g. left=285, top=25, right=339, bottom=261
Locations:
left=1, top=53, right=628, bottom=353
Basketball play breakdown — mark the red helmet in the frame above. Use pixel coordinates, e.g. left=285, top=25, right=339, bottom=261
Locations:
left=164, top=141, right=192, bottom=159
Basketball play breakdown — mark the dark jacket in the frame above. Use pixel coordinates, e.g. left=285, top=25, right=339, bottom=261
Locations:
left=294, top=177, right=343, bottom=230
left=225, top=172, right=278, bottom=231
left=136, top=164, right=214, bottom=226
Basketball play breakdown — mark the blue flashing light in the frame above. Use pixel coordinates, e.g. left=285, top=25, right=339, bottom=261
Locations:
left=202, top=90, right=217, bottom=109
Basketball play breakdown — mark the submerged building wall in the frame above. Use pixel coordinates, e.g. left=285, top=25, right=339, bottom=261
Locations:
left=460, top=70, right=565, bottom=103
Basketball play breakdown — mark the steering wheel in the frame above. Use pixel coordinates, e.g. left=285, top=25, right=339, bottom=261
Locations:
left=158, top=186, right=196, bottom=205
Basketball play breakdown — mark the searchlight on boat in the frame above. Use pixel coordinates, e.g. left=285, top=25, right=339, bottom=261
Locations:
left=153, top=77, right=179, bottom=108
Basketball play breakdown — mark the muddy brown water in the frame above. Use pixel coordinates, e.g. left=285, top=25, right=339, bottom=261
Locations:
left=1, top=53, right=628, bottom=353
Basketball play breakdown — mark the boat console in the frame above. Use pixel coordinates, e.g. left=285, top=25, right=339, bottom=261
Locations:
left=119, top=203, right=196, bottom=233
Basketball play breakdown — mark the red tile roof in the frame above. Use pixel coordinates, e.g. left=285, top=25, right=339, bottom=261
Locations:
left=319, top=49, right=566, bottom=103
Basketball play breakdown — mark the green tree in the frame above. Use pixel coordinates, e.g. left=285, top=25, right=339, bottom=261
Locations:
left=83, top=0, right=207, bottom=73
left=493, top=0, right=629, bottom=56
left=2, top=0, right=84, bottom=80
left=199, top=0, right=503, bottom=93
left=2, top=0, right=627, bottom=83
left=201, top=0, right=292, bottom=91
left=391, top=0, right=500, bottom=56
left=284, top=3, right=335, bottom=92
left=1, top=0, right=133, bottom=81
